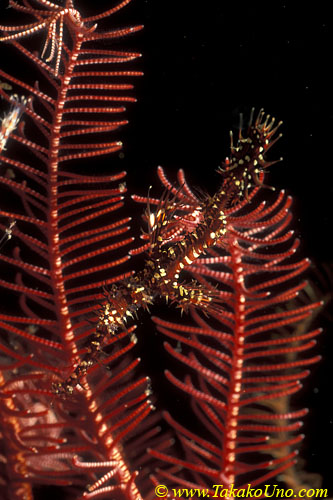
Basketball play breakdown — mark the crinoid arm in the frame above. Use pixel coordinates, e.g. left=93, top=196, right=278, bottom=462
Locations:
left=0, top=2, right=149, bottom=499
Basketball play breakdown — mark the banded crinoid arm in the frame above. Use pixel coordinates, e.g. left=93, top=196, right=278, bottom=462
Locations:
left=0, top=2, right=149, bottom=499
left=140, top=116, right=321, bottom=492
left=0, top=0, right=142, bottom=77
left=148, top=176, right=321, bottom=494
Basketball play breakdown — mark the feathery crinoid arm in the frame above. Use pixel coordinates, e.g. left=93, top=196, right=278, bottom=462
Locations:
left=0, top=2, right=149, bottom=499
left=133, top=112, right=321, bottom=494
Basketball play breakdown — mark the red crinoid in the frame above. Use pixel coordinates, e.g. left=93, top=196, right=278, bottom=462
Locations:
left=0, top=1, right=149, bottom=499
left=0, top=1, right=322, bottom=499
left=133, top=157, right=321, bottom=495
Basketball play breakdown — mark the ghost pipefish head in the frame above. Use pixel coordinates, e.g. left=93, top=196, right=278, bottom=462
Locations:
left=218, top=108, right=283, bottom=204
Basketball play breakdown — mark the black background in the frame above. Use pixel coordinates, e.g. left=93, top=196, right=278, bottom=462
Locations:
left=1, top=0, right=332, bottom=496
